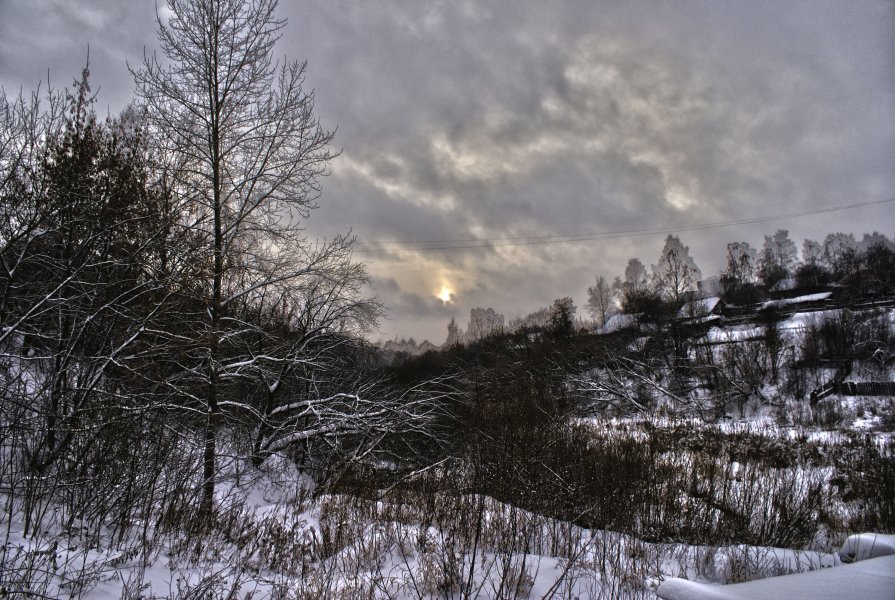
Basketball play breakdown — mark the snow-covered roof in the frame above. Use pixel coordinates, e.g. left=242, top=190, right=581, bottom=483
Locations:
left=677, top=296, right=723, bottom=318
left=762, top=291, right=832, bottom=309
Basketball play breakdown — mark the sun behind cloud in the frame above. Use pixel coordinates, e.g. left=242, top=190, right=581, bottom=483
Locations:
left=437, top=285, right=454, bottom=303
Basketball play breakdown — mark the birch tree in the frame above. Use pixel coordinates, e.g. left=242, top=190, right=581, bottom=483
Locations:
left=586, top=275, right=614, bottom=328
left=758, top=229, right=797, bottom=289
left=133, top=0, right=369, bottom=514
left=723, top=241, right=757, bottom=285
left=652, top=234, right=701, bottom=303
left=624, top=258, right=649, bottom=295
left=720, top=241, right=757, bottom=300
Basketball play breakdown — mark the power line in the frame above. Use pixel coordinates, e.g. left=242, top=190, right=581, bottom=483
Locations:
left=355, top=197, right=895, bottom=254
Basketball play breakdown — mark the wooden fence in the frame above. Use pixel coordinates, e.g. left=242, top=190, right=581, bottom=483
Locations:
left=812, top=379, right=895, bottom=403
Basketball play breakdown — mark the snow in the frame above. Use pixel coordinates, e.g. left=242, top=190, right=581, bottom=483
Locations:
left=5, top=298, right=895, bottom=598
left=677, top=297, right=722, bottom=319
left=779, top=309, right=839, bottom=331
left=707, top=305, right=893, bottom=341
left=839, top=533, right=895, bottom=563
left=0, top=453, right=319, bottom=599
left=601, top=313, right=639, bottom=333
left=656, top=554, right=895, bottom=600
left=4, top=471, right=860, bottom=600
left=762, top=292, right=832, bottom=309
left=706, top=325, right=762, bottom=343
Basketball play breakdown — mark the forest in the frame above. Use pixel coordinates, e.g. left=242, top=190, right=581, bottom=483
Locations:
left=1, top=0, right=893, bottom=598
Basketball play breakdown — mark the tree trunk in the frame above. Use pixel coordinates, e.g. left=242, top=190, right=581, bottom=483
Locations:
left=201, top=409, right=216, bottom=518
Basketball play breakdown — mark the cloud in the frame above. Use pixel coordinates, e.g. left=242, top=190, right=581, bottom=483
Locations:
left=370, top=277, right=455, bottom=320
left=0, top=0, right=157, bottom=111
left=3, top=0, right=892, bottom=342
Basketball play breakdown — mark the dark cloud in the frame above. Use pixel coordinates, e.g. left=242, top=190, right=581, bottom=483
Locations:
left=3, top=0, right=893, bottom=342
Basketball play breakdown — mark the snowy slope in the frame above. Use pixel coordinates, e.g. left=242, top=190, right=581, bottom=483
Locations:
left=657, top=534, right=895, bottom=600
left=657, top=554, right=895, bottom=600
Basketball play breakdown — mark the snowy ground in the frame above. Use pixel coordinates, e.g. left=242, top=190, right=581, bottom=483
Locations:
left=1, top=449, right=882, bottom=599
left=657, top=534, right=895, bottom=600
left=2, top=308, right=892, bottom=598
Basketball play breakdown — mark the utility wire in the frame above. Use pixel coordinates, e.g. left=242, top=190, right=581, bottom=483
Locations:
left=355, top=197, right=895, bottom=254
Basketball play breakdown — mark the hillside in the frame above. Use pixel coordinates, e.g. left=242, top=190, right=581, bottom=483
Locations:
left=3, top=282, right=892, bottom=597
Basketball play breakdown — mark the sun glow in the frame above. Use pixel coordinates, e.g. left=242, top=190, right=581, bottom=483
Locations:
left=437, top=286, right=453, bottom=303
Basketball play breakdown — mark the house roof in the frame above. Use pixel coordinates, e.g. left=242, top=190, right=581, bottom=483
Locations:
left=677, top=296, right=723, bottom=318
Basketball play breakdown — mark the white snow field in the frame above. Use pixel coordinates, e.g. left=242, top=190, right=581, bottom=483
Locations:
left=657, top=534, right=895, bottom=600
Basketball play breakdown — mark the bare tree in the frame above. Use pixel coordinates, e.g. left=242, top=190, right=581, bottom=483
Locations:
left=0, top=69, right=189, bottom=543
left=586, top=275, right=614, bottom=329
left=0, top=83, right=67, bottom=335
left=723, top=241, right=756, bottom=285
left=466, top=307, right=504, bottom=342
left=569, top=354, right=695, bottom=415
left=623, top=258, right=649, bottom=295
left=796, top=238, right=830, bottom=291
left=652, top=234, right=701, bottom=303
left=133, top=0, right=370, bottom=514
left=720, top=241, right=758, bottom=301
left=445, top=317, right=463, bottom=347
left=822, top=232, right=860, bottom=279
left=802, top=239, right=823, bottom=266
left=758, top=229, right=797, bottom=289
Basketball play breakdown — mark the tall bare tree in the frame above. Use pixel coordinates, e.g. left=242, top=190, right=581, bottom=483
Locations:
left=723, top=241, right=757, bottom=285
left=822, top=232, right=860, bottom=279
left=758, top=229, right=797, bottom=289
left=720, top=241, right=757, bottom=300
left=652, top=234, right=701, bottom=303
left=623, top=258, right=649, bottom=295
left=445, top=317, right=462, bottom=347
left=586, top=275, right=614, bottom=329
left=466, top=307, right=504, bottom=342
left=133, top=0, right=364, bottom=514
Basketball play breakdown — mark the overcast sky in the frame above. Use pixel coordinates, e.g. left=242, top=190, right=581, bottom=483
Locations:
left=2, top=0, right=893, bottom=343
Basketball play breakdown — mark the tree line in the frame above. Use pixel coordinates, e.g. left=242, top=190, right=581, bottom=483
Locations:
left=439, top=228, right=893, bottom=348
left=585, top=229, right=894, bottom=329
